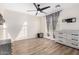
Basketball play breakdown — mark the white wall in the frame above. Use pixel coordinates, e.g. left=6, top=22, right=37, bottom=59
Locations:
left=2, top=9, right=41, bottom=41
left=40, top=17, right=47, bottom=37
left=56, top=5, right=79, bottom=31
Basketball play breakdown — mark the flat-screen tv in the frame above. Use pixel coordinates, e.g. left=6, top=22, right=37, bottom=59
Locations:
left=62, top=17, right=76, bottom=23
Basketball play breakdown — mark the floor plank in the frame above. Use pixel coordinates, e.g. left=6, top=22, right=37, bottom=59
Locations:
left=12, top=38, right=79, bottom=55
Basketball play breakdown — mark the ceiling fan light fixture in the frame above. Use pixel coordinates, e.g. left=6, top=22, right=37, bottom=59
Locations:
left=55, top=4, right=61, bottom=8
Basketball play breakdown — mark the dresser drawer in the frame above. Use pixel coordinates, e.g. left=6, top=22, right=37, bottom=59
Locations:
left=55, top=36, right=66, bottom=43
left=58, top=32, right=66, bottom=36
left=57, top=40, right=64, bottom=43
left=58, top=35, right=65, bottom=38
left=70, top=42, right=79, bottom=48
left=71, top=33, right=79, bottom=37
left=56, top=34, right=66, bottom=39
left=71, top=38, right=79, bottom=42
left=71, top=43, right=78, bottom=46
left=71, top=36, right=79, bottom=40
left=56, top=35, right=66, bottom=40
left=55, top=39, right=65, bottom=44
left=66, top=40, right=78, bottom=47
left=67, top=34, right=79, bottom=42
left=70, top=36, right=79, bottom=42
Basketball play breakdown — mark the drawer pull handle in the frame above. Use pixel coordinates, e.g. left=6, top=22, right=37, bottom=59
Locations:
left=72, top=39, right=78, bottom=41
left=71, top=43, right=78, bottom=46
left=72, top=34, right=79, bottom=36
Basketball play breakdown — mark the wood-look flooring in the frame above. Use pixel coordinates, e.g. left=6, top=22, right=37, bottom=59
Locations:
left=12, top=38, right=79, bottom=55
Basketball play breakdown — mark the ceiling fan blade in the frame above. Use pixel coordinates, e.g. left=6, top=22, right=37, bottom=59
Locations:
left=33, top=3, right=38, bottom=9
left=36, top=11, right=38, bottom=15
left=41, top=6, right=50, bottom=11
left=27, top=10, right=37, bottom=12
left=40, top=11, right=47, bottom=14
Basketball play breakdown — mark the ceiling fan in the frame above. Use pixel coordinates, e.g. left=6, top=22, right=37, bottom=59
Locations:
left=27, top=3, right=50, bottom=15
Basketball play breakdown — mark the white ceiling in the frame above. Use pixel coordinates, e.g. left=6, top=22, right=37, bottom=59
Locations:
left=0, top=3, right=79, bottom=16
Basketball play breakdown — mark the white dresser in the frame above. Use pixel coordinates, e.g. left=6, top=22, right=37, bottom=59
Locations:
left=55, top=30, right=79, bottom=49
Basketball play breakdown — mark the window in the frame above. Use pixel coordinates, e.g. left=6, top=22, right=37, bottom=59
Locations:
left=3, top=23, right=11, bottom=40
left=16, top=22, right=27, bottom=40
